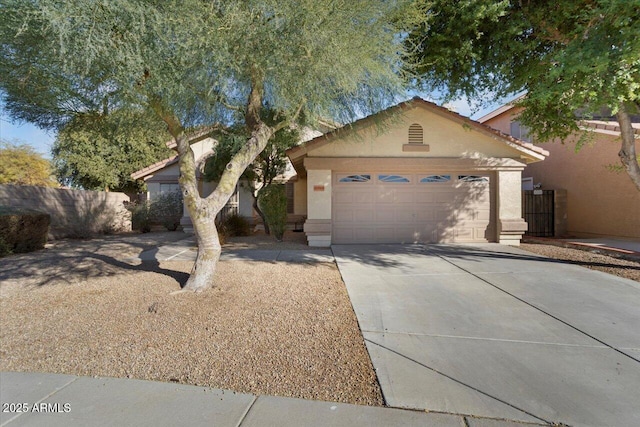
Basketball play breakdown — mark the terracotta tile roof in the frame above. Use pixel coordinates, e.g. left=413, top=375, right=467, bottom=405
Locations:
left=130, top=155, right=179, bottom=180
left=580, top=120, right=640, bottom=135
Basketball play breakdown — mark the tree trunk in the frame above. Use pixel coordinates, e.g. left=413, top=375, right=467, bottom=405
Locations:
left=252, top=195, right=270, bottom=235
left=616, top=104, right=640, bottom=192
left=182, top=207, right=221, bottom=292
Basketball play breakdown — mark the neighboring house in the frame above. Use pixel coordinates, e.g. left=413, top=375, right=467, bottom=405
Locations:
left=479, top=101, right=640, bottom=239
left=286, top=97, right=548, bottom=247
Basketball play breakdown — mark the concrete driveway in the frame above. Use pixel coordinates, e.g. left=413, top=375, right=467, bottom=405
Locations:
left=333, top=244, right=640, bottom=427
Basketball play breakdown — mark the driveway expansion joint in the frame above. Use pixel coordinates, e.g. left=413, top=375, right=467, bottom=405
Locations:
left=0, top=376, right=78, bottom=427
left=364, top=337, right=552, bottom=425
left=435, top=253, right=640, bottom=365
left=361, top=330, right=613, bottom=349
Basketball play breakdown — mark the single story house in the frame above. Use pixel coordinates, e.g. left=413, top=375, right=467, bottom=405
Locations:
left=479, top=101, right=640, bottom=239
left=286, top=97, right=548, bottom=247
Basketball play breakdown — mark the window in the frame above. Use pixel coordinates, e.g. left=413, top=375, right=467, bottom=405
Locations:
left=378, top=174, right=410, bottom=183
left=420, top=175, right=451, bottom=183
left=458, top=175, right=489, bottom=183
left=408, top=123, right=424, bottom=144
left=159, top=183, right=180, bottom=194
left=339, top=174, right=371, bottom=183
left=510, top=121, right=531, bottom=142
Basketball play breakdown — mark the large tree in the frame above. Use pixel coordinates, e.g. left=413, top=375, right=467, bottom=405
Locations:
left=53, top=109, right=172, bottom=192
left=0, top=0, right=411, bottom=291
left=0, top=140, right=57, bottom=187
left=203, top=109, right=300, bottom=235
left=407, top=0, right=640, bottom=190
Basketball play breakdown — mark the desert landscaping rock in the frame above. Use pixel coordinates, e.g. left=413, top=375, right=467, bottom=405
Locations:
left=520, top=243, right=640, bottom=282
left=0, top=255, right=383, bottom=406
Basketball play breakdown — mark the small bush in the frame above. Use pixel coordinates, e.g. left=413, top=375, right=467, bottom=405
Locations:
left=258, top=184, right=287, bottom=241
left=127, top=201, right=152, bottom=233
left=0, top=206, right=50, bottom=255
left=222, top=213, right=251, bottom=237
left=150, top=191, right=183, bottom=231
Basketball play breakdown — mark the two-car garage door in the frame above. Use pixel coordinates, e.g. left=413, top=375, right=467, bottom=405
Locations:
left=332, top=172, right=495, bottom=244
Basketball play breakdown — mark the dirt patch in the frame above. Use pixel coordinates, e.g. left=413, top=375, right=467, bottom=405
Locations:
left=224, top=230, right=309, bottom=250
left=520, top=243, right=640, bottom=282
left=0, top=233, right=382, bottom=405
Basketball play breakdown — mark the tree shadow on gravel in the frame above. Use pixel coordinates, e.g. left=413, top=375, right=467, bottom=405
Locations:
left=0, top=235, right=190, bottom=288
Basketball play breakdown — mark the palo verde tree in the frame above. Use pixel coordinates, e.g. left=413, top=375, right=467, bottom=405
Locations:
left=0, top=0, right=411, bottom=291
left=407, top=0, right=640, bottom=190
left=204, top=109, right=299, bottom=236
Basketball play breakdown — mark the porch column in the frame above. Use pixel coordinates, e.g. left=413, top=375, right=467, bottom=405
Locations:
left=304, top=169, right=332, bottom=247
left=496, top=170, right=527, bottom=245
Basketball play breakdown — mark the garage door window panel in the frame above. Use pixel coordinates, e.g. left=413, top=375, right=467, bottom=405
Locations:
left=338, top=174, right=371, bottom=183
left=378, top=174, right=411, bottom=183
left=420, top=175, right=451, bottom=183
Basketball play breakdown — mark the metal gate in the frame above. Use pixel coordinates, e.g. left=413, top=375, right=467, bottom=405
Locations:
left=523, top=190, right=554, bottom=237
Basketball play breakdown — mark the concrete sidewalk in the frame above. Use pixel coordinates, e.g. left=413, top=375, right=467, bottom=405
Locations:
left=0, top=372, right=537, bottom=427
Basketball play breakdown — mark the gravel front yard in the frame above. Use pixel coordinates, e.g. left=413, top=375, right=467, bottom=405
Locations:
left=2, top=232, right=637, bottom=408
left=0, top=235, right=383, bottom=406
left=520, top=243, right=640, bottom=282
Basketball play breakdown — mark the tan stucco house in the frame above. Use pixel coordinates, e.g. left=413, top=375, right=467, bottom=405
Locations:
left=479, top=101, right=640, bottom=239
left=286, top=97, right=548, bottom=247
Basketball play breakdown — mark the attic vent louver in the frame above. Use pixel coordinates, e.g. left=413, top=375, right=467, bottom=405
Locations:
left=408, top=123, right=423, bottom=144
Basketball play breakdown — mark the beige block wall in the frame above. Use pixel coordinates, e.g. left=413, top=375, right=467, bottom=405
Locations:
left=0, top=185, right=131, bottom=239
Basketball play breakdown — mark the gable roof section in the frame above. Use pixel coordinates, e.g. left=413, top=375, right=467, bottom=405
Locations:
left=131, top=155, right=180, bottom=180
left=287, top=97, right=548, bottom=174
left=476, top=94, right=525, bottom=123
left=131, top=129, right=217, bottom=181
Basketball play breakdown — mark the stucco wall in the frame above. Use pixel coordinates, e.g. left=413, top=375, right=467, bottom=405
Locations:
left=483, top=109, right=640, bottom=239
left=0, top=185, right=131, bottom=239
left=238, top=184, right=254, bottom=218
left=310, top=107, right=521, bottom=160
left=293, top=178, right=307, bottom=215
left=306, top=170, right=332, bottom=220
left=525, top=134, right=640, bottom=238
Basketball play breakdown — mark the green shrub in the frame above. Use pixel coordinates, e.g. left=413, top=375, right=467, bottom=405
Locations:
left=221, top=213, right=251, bottom=237
left=0, top=206, right=50, bottom=255
left=127, top=201, right=152, bottom=233
left=150, top=191, right=183, bottom=231
left=258, top=184, right=287, bottom=241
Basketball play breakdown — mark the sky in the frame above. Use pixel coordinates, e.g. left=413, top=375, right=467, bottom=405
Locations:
left=0, top=93, right=509, bottom=159
left=0, top=108, right=56, bottom=158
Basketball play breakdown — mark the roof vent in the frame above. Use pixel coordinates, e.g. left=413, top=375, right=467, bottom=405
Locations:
left=408, top=123, right=423, bottom=144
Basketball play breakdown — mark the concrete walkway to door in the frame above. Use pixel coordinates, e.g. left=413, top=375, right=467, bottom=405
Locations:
left=333, top=244, right=640, bottom=427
